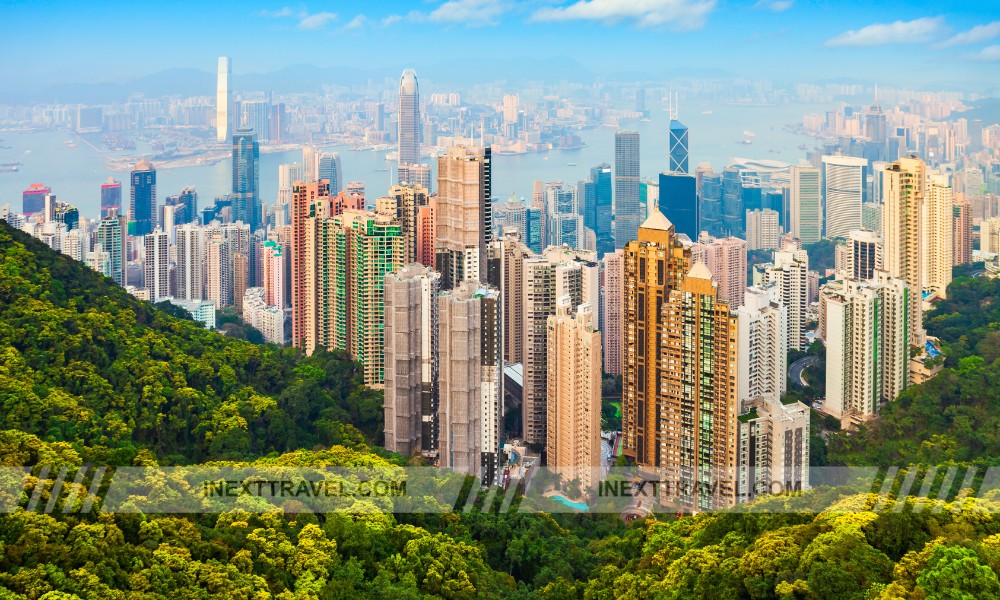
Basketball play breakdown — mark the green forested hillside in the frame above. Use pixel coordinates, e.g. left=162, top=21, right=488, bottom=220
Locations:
left=1, top=221, right=999, bottom=599
left=0, top=223, right=384, bottom=464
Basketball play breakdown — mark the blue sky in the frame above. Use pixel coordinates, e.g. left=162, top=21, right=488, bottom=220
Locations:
left=2, top=0, right=1000, bottom=88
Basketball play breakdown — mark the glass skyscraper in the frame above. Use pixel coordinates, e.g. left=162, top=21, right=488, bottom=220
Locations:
left=614, top=131, right=640, bottom=249
left=129, top=160, right=156, bottom=236
left=669, top=118, right=689, bottom=174
left=659, top=172, right=698, bottom=241
left=398, top=69, right=420, bottom=183
left=232, top=129, right=260, bottom=231
left=588, top=163, right=613, bottom=257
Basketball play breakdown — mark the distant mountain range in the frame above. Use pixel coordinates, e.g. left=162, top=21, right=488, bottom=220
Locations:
left=3, top=57, right=600, bottom=104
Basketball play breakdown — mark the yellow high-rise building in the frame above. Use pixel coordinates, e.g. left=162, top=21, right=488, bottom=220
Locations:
left=546, top=298, right=602, bottom=491
left=621, top=209, right=689, bottom=465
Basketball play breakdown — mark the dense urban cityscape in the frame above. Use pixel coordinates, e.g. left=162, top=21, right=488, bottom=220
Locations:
left=2, top=2, right=1000, bottom=598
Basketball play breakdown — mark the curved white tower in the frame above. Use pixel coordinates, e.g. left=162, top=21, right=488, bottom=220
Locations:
left=216, top=57, right=232, bottom=143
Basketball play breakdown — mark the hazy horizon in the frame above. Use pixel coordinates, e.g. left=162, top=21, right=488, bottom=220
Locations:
left=3, top=1, right=1000, bottom=96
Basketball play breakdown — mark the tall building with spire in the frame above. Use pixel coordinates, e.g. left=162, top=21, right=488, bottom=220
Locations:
left=614, top=131, right=641, bottom=249
left=865, top=85, right=887, bottom=161
left=398, top=69, right=420, bottom=183
left=668, top=94, right=689, bottom=174
left=216, top=57, right=233, bottom=143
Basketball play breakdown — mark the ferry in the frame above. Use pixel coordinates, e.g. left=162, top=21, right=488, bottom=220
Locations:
left=567, top=162, right=577, bottom=166
left=737, top=138, right=753, bottom=145
left=743, top=130, right=756, bottom=137
left=701, top=110, right=713, bottom=115
left=0, top=162, right=19, bottom=172
left=798, top=144, right=808, bottom=150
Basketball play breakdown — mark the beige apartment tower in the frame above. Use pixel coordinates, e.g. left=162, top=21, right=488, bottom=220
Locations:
left=546, top=298, right=602, bottom=491
left=602, top=249, right=624, bottom=376
left=383, top=265, right=441, bottom=457
left=923, top=174, right=954, bottom=299
left=436, top=145, right=492, bottom=287
left=882, top=158, right=926, bottom=347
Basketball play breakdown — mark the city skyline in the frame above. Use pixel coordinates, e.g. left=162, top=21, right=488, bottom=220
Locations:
left=3, top=2, right=1000, bottom=97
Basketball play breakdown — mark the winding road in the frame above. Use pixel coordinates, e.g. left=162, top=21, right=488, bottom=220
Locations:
left=789, top=355, right=819, bottom=388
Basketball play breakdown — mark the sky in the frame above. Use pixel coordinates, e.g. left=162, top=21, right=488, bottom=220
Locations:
left=2, top=1, right=1000, bottom=90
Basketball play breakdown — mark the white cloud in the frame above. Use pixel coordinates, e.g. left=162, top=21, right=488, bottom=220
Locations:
left=754, top=0, right=792, bottom=12
left=824, top=17, right=944, bottom=47
left=427, top=0, right=510, bottom=25
left=344, top=15, right=366, bottom=30
left=530, top=0, right=717, bottom=30
left=297, top=12, right=337, bottom=30
left=382, top=14, right=402, bottom=26
left=938, top=21, right=1000, bottom=48
left=967, top=45, right=1000, bottom=61
left=257, top=7, right=294, bottom=18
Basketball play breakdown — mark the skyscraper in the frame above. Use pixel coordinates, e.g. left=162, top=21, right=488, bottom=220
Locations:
left=291, top=181, right=332, bottom=348
left=129, top=160, right=156, bottom=237
left=690, top=234, right=747, bottom=309
left=658, top=172, right=698, bottom=240
left=232, top=129, right=260, bottom=232
left=737, top=284, right=787, bottom=408
left=239, top=99, right=272, bottom=145
left=822, top=155, right=867, bottom=240
left=545, top=182, right=582, bottom=249
left=759, top=244, right=810, bottom=351
left=205, top=234, right=233, bottom=309
left=303, top=210, right=404, bottom=387
left=216, top=57, right=233, bottom=143
left=668, top=113, right=689, bottom=174
left=318, top=152, right=343, bottom=195
left=546, top=298, right=601, bottom=490
left=177, top=187, right=198, bottom=225
left=721, top=166, right=744, bottom=237
left=100, top=178, right=121, bottom=219
left=823, top=271, right=910, bottom=422
left=883, top=158, right=926, bottom=347
left=438, top=282, right=502, bottom=482
left=376, top=184, right=429, bottom=265
left=622, top=209, right=689, bottom=466
left=521, top=247, right=600, bottom=447
left=497, top=233, right=531, bottom=365
left=143, top=230, right=169, bottom=302
left=22, top=183, right=51, bottom=217
left=277, top=163, right=304, bottom=208
left=660, top=262, right=739, bottom=510
left=436, top=145, right=491, bottom=287
left=699, top=167, right=723, bottom=236
left=923, top=174, right=954, bottom=300
left=96, top=209, right=125, bottom=286
left=589, top=163, right=614, bottom=257
left=846, top=229, right=883, bottom=281
left=175, top=223, right=205, bottom=300
left=384, top=264, right=441, bottom=457
left=602, top=250, right=624, bottom=376
left=398, top=69, right=420, bottom=182
left=746, top=208, right=780, bottom=251
left=614, top=131, right=640, bottom=249
left=790, top=165, right=821, bottom=244
left=416, top=198, right=437, bottom=268
left=953, top=194, right=972, bottom=266
left=737, top=396, right=810, bottom=503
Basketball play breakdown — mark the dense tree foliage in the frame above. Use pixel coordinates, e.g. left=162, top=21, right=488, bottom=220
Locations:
left=2, top=221, right=999, bottom=598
